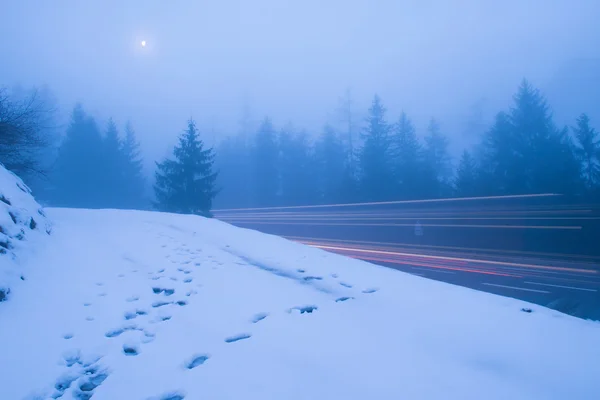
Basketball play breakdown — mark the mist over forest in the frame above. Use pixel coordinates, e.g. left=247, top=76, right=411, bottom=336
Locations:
left=2, top=0, right=600, bottom=213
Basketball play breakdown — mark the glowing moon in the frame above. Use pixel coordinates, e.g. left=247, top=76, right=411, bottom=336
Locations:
left=141, top=40, right=146, bottom=47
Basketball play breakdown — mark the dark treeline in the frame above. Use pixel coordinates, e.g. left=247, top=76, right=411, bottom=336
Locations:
left=216, top=80, right=600, bottom=209
left=1, top=79, right=599, bottom=216
left=50, top=104, right=147, bottom=209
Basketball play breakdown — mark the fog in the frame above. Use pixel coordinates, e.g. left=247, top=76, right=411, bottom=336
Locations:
left=2, top=0, right=600, bottom=166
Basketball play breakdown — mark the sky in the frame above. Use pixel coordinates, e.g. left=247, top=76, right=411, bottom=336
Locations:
left=2, top=0, right=600, bottom=166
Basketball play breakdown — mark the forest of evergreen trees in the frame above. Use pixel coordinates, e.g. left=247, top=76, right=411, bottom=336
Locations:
left=216, top=80, right=600, bottom=209
left=1, top=79, right=599, bottom=216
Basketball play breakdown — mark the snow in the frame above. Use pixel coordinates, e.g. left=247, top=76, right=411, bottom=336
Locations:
left=1, top=182, right=599, bottom=398
left=0, top=163, right=51, bottom=301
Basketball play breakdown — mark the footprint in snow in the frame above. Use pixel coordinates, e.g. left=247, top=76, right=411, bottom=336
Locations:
left=339, top=282, right=353, bottom=288
left=224, top=333, right=251, bottom=343
left=85, top=316, right=95, bottom=321
left=152, top=314, right=172, bottom=323
left=98, top=292, right=107, bottom=297
left=78, top=371, right=109, bottom=393
left=105, top=325, right=136, bottom=338
left=335, top=296, right=353, bottom=302
left=96, top=282, right=104, bottom=286
left=303, top=276, right=323, bottom=281
left=296, top=269, right=305, bottom=273
left=124, top=310, right=148, bottom=320
left=152, top=287, right=175, bottom=296
left=151, top=391, right=186, bottom=400
left=125, top=295, right=139, bottom=302
left=53, top=357, right=107, bottom=399
left=83, top=302, right=92, bottom=307
left=183, top=277, right=193, bottom=283
left=185, top=354, right=210, bottom=369
left=118, top=274, right=125, bottom=278
left=63, top=333, right=74, bottom=340
left=362, top=288, right=379, bottom=294
left=331, top=273, right=339, bottom=278
left=123, top=343, right=139, bottom=356
left=288, top=305, right=318, bottom=314
left=158, top=268, right=165, bottom=273
left=251, top=313, right=268, bottom=323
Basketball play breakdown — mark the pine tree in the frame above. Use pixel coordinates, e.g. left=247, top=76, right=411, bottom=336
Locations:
left=423, top=118, right=452, bottom=197
left=120, top=122, right=147, bottom=209
left=336, top=88, right=358, bottom=174
left=154, top=119, right=217, bottom=216
left=102, top=118, right=124, bottom=207
left=52, top=103, right=104, bottom=208
left=454, top=150, right=478, bottom=197
left=278, top=126, right=316, bottom=206
left=482, top=79, right=582, bottom=195
left=358, top=95, right=394, bottom=201
left=313, top=125, right=347, bottom=203
left=392, top=112, right=428, bottom=199
left=215, top=135, right=252, bottom=208
left=253, top=117, right=279, bottom=206
left=572, top=113, right=600, bottom=191
left=479, top=111, right=519, bottom=195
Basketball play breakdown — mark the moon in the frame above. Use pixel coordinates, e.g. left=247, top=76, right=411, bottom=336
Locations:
left=141, top=40, right=146, bottom=47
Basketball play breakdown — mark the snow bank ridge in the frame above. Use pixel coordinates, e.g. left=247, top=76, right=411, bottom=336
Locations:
left=0, top=162, right=51, bottom=301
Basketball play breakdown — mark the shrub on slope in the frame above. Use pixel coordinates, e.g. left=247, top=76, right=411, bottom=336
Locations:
left=0, top=163, right=51, bottom=301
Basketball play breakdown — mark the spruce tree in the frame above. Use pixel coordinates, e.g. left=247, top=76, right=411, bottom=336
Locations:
left=313, top=125, right=347, bottom=203
left=121, top=122, right=147, bottom=209
left=572, top=113, right=600, bottom=191
left=392, top=112, right=428, bottom=199
left=358, top=95, right=394, bottom=201
left=52, top=103, right=104, bottom=207
left=423, top=118, right=452, bottom=197
left=154, top=119, right=217, bottom=216
left=478, top=111, right=517, bottom=195
left=278, top=125, right=316, bottom=206
left=215, top=135, right=251, bottom=208
left=481, top=79, right=581, bottom=195
left=454, top=150, right=478, bottom=197
left=253, top=117, right=279, bottom=206
left=102, top=118, right=124, bottom=207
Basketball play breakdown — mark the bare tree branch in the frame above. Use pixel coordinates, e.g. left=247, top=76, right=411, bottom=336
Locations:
left=0, top=85, right=58, bottom=178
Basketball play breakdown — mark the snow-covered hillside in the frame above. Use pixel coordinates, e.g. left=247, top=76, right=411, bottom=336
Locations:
left=0, top=163, right=51, bottom=301
left=1, top=204, right=599, bottom=398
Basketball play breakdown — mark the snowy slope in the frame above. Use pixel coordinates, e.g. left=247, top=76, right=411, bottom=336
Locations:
left=1, top=207, right=599, bottom=400
left=0, top=163, right=51, bottom=301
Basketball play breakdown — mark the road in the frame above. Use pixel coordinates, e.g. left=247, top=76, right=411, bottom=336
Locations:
left=214, top=194, right=600, bottom=319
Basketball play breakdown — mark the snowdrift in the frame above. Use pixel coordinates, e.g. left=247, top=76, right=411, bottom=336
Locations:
left=0, top=163, right=51, bottom=301
left=0, top=203, right=599, bottom=399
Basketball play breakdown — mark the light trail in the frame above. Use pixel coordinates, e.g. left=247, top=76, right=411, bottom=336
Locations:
left=292, top=237, right=600, bottom=284
left=221, top=220, right=583, bottom=230
left=213, top=193, right=561, bottom=212
left=303, top=243, right=598, bottom=274
left=336, top=253, right=524, bottom=277
left=219, top=216, right=599, bottom=221
left=282, top=235, right=600, bottom=263
left=216, top=208, right=592, bottom=217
